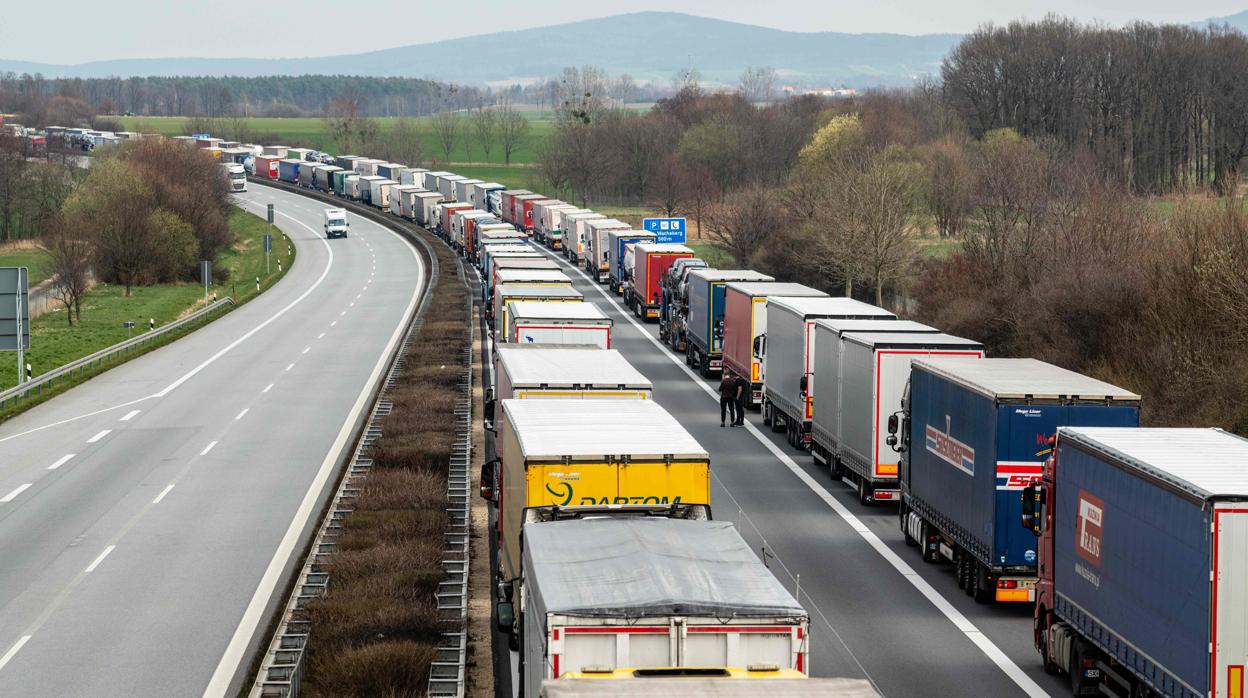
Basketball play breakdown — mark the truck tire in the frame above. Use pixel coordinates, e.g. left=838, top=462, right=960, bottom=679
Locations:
left=770, top=407, right=784, bottom=434
left=1038, top=614, right=1060, bottom=675
left=762, top=403, right=772, bottom=427
left=857, top=478, right=873, bottom=506
left=921, top=522, right=940, bottom=563
left=831, top=457, right=845, bottom=480
left=972, top=562, right=993, bottom=604
left=900, top=506, right=917, bottom=546
left=1069, top=641, right=1084, bottom=695
left=956, top=552, right=970, bottom=591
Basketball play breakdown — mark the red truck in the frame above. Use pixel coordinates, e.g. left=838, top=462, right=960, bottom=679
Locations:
left=722, top=282, right=829, bottom=409
left=514, top=194, right=547, bottom=231
left=439, top=203, right=474, bottom=237
left=498, top=190, right=531, bottom=225
left=629, top=242, right=694, bottom=322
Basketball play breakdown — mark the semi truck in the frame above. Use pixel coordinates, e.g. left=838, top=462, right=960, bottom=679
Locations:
left=499, top=190, right=532, bottom=225
left=482, top=244, right=540, bottom=281
left=323, top=208, right=349, bottom=239
left=515, top=194, right=549, bottom=231
left=490, top=259, right=562, bottom=301
left=761, top=297, right=893, bottom=447
left=512, top=518, right=808, bottom=697
left=222, top=162, right=247, bottom=192
left=489, top=346, right=651, bottom=425
left=722, top=283, right=828, bottom=410
left=472, top=182, right=506, bottom=212
left=630, top=243, right=694, bottom=321
left=888, top=359, right=1139, bottom=604
left=504, top=301, right=612, bottom=347
left=483, top=399, right=712, bottom=605
left=455, top=178, right=484, bottom=203
left=1024, top=427, right=1248, bottom=698
left=412, top=192, right=444, bottom=228
left=492, top=285, right=584, bottom=335
left=607, top=230, right=655, bottom=291
left=584, top=219, right=630, bottom=276
left=368, top=178, right=398, bottom=210
left=549, top=208, right=590, bottom=260
left=541, top=678, right=879, bottom=697
left=685, top=270, right=774, bottom=377
left=657, top=258, right=708, bottom=352
left=529, top=200, right=567, bottom=246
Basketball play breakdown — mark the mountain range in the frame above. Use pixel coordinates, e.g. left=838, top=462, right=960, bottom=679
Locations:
left=1, top=10, right=1246, bottom=87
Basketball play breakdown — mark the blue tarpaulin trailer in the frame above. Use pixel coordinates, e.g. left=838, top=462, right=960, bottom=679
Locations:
left=685, top=269, right=772, bottom=377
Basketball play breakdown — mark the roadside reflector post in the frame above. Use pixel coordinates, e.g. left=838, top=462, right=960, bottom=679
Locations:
left=255, top=276, right=260, bottom=291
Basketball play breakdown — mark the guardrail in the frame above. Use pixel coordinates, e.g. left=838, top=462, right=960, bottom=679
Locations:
left=0, top=297, right=235, bottom=412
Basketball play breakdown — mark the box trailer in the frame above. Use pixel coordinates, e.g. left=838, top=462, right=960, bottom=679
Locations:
left=896, top=359, right=1139, bottom=603
left=505, top=301, right=612, bottom=347
left=412, top=191, right=444, bottom=227
left=515, top=194, right=549, bottom=231
left=399, top=167, right=428, bottom=186
left=493, top=284, right=584, bottom=335
left=809, top=318, right=937, bottom=470
left=255, top=155, right=280, bottom=179
left=548, top=207, right=589, bottom=258
left=422, top=170, right=451, bottom=191
left=540, top=677, right=878, bottom=697
left=454, top=178, right=484, bottom=204
left=313, top=165, right=342, bottom=192
left=762, top=297, right=895, bottom=450
left=369, top=179, right=398, bottom=210
left=1026, top=427, right=1248, bottom=698
left=721, top=283, right=828, bottom=409
left=447, top=208, right=488, bottom=249
left=458, top=212, right=499, bottom=256
left=277, top=158, right=301, bottom=183
left=482, top=243, right=538, bottom=278
left=492, top=346, right=650, bottom=424
left=517, top=518, right=808, bottom=697
left=471, top=182, right=505, bottom=211
left=830, top=331, right=983, bottom=503
left=334, top=155, right=361, bottom=171
left=685, top=270, right=774, bottom=377
left=438, top=202, right=474, bottom=236
left=439, top=175, right=466, bottom=201
left=490, top=259, right=561, bottom=300
left=529, top=200, right=566, bottom=245
left=488, top=399, right=712, bottom=588
left=584, top=218, right=629, bottom=277
left=498, top=190, right=531, bottom=224
left=356, top=175, right=384, bottom=205
left=535, top=202, right=575, bottom=248
left=477, top=228, right=527, bottom=260
left=558, top=212, right=602, bottom=265
left=297, top=161, right=320, bottom=188
left=330, top=169, right=352, bottom=195
left=286, top=147, right=313, bottom=162
left=354, top=159, right=382, bottom=176
left=389, top=185, right=418, bottom=217
left=343, top=175, right=362, bottom=201
left=263, top=145, right=289, bottom=158
left=629, top=242, right=695, bottom=321
left=393, top=186, right=423, bottom=219
left=606, top=230, right=655, bottom=292
left=375, top=162, right=403, bottom=180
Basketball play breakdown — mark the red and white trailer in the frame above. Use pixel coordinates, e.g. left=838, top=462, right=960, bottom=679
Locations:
left=504, top=301, right=611, bottom=348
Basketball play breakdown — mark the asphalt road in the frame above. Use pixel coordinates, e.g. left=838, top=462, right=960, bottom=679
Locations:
left=510, top=248, right=1068, bottom=698
left=0, top=185, right=424, bottom=696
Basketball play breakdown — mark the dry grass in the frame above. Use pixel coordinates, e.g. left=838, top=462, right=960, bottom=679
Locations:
left=302, top=234, right=471, bottom=697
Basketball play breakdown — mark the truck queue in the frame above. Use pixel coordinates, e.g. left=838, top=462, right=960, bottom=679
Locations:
left=240, top=138, right=1247, bottom=698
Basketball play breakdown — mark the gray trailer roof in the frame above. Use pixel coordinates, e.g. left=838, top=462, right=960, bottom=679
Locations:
left=502, top=399, right=705, bottom=460
left=1060, top=427, right=1248, bottom=500
left=841, top=331, right=980, bottom=349
left=687, top=269, right=775, bottom=283
left=725, top=281, right=828, bottom=298
left=770, top=296, right=895, bottom=319
left=915, top=358, right=1140, bottom=402
left=494, top=269, right=571, bottom=283
left=496, top=347, right=651, bottom=389
left=494, top=285, right=583, bottom=300
left=540, top=678, right=879, bottom=697
left=524, top=518, right=805, bottom=617
left=508, top=301, right=608, bottom=321
left=815, top=319, right=935, bottom=335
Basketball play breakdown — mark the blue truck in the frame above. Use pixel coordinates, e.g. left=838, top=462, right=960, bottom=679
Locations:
left=892, top=358, right=1140, bottom=604
left=684, top=269, right=773, bottom=377
left=1027, top=427, right=1248, bottom=697
left=606, top=229, right=655, bottom=296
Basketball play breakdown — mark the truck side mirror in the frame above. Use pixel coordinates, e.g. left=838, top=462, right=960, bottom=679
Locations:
left=887, top=414, right=899, bottom=435
left=480, top=460, right=499, bottom=501
left=752, top=334, right=765, bottom=359
left=1021, top=484, right=1045, bottom=536
left=798, top=375, right=808, bottom=396
left=496, top=601, right=515, bottom=635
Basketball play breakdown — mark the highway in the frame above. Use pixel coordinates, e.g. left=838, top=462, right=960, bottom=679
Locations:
left=516, top=249, right=1067, bottom=697
left=0, top=185, right=424, bottom=696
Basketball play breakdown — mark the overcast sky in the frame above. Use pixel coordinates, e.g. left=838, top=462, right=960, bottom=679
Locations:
left=2, top=0, right=1245, bottom=64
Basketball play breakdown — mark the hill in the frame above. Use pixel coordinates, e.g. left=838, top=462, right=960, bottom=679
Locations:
left=0, top=12, right=960, bottom=87
left=1199, top=9, right=1248, bottom=31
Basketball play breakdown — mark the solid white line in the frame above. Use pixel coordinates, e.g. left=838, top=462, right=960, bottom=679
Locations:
left=86, top=429, right=111, bottom=443
left=262, top=383, right=274, bottom=393
left=317, top=332, right=325, bottom=340
left=0, top=635, right=31, bottom=672
left=545, top=248, right=1050, bottom=697
left=302, top=346, right=310, bottom=354
left=235, top=408, right=249, bottom=421
left=120, top=410, right=141, bottom=421
left=152, top=484, right=174, bottom=504
left=84, top=545, right=115, bottom=573
left=200, top=440, right=218, bottom=456
left=285, top=363, right=295, bottom=372
left=47, top=454, right=75, bottom=470
left=0, top=484, right=32, bottom=503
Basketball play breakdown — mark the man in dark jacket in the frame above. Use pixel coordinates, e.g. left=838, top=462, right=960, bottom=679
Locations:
left=733, top=371, right=750, bottom=426
left=719, top=371, right=738, bottom=427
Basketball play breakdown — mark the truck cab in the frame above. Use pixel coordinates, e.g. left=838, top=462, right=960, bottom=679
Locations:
left=323, top=208, right=349, bottom=239
left=223, top=163, right=247, bottom=192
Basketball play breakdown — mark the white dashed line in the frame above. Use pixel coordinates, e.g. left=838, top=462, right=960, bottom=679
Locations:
left=302, top=347, right=310, bottom=355
left=0, top=484, right=32, bottom=502
left=263, top=383, right=274, bottom=393
left=235, top=408, right=249, bottom=420
left=0, top=635, right=31, bottom=672
left=120, top=410, right=141, bottom=421
left=47, top=454, right=75, bottom=470
left=340, top=311, right=346, bottom=317
left=317, top=332, right=325, bottom=340
left=86, top=429, right=111, bottom=443
left=152, top=484, right=174, bottom=504
left=84, top=545, right=115, bottom=573
left=330, top=321, right=337, bottom=327
left=349, top=302, right=355, bottom=307
left=200, top=440, right=218, bottom=456
left=285, top=363, right=295, bottom=372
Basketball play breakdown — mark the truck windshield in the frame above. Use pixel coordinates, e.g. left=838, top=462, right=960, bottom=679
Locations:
left=328, top=218, right=345, bottom=226
left=229, top=171, right=245, bottom=180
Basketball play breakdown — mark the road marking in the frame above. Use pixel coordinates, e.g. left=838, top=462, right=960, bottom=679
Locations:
left=285, top=363, right=295, bottom=372
left=87, top=429, right=111, bottom=443
left=204, top=194, right=426, bottom=698
left=340, top=311, right=346, bottom=316
left=200, top=440, right=218, bottom=456
left=47, top=454, right=75, bottom=470
left=120, top=410, right=141, bottom=421
left=152, top=484, right=174, bottom=504
left=302, top=346, right=310, bottom=354
left=330, top=321, right=337, bottom=327
left=84, top=545, right=115, bottom=573
left=262, top=383, right=274, bottom=393
left=0, top=484, right=32, bottom=502
left=235, top=408, right=249, bottom=420
left=0, top=635, right=31, bottom=672
left=349, top=302, right=355, bottom=307
left=544, top=248, right=1050, bottom=698
left=317, top=332, right=325, bottom=340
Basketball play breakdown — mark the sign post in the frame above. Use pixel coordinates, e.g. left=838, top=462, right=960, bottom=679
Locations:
left=0, top=267, right=30, bottom=384
left=200, top=261, right=212, bottom=301
left=264, top=234, right=273, bottom=274
left=642, top=217, right=687, bottom=244
left=266, top=203, right=274, bottom=225
left=123, top=321, right=135, bottom=339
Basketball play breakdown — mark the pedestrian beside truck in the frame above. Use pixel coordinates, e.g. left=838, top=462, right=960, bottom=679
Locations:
left=719, top=371, right=738, bottom=427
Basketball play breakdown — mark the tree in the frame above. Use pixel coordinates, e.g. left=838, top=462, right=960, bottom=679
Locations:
left=739, top=66, right=777, bottom=102
left=853, top=151, right=923, bottom=307
left=677, top=162, right=716, bottom=240
left=704, top=185, right=787, bottom=266
left=920, top=137, right=974, bottom=237
left=497, top=99, right=530, bottom=165
left=0, top=133, right=28, bottom=240
left=45, top=224, right=92, bottom=325
left=386, top=117, right=423, bottom=166
left=431, top=109, right=460, bottom=163
left=62, top=159, right=157, bottom=296
left=471, top=107, right=498, bottom=161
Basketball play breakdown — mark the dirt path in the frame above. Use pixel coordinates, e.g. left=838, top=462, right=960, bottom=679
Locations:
left=466, top=304, right=495, bottom=697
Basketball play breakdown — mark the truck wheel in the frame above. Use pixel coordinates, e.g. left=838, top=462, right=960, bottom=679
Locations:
left=1069, top=642, right=1084, bottom=695
left=921, top=522, right=940, bottom=563
left=857, top=480, right=874, bottom=506
left=1038, top=615, right=1060, bottom=675
left=956, top=553, right=969, bottom=590
left=972, top=562, right=993, bottom=604
left=900, top=506, right=917, bottom=546
left=762, top=403, right=772, bottom=427
left=831, top=458, right=845, bottom=480
left=770, top=408, right=784, bottom=434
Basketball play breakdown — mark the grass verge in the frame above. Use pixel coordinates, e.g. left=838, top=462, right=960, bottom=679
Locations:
left=300, top=229, right=470, bottom=696
left=0, top=243, right=55, bottom=287
left=0, top=207, right=294, bottom=413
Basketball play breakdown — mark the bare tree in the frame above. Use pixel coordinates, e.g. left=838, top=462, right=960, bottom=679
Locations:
left=739, top=66, right=778, bottom=103
left=387, top=117, right=423, bottom=166
left=471, top=107, right=498, bottom=161
left=497, top=99, right=530, bottom=165
left=611, top=74, right=638, bottom=105
left=431, top=109, right=460, bottom=163
left=677, top=162, right=716, bottom=240
left=671, top=67, right=702, bottom=94
left=704, top=185, right=788, bottom=266
left=921, top=137, right=974, bottom=237
left=650, top=155, right=685, bottom=217
left=46, top=225, right=91, bottom=325
left=0, top=133, right=28, bottom=240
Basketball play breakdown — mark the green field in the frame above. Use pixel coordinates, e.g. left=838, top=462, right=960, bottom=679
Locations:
left=688, top=243, right=734, bottom=268
left=0, top=208, right=293, bottom=390
left=113, top=115, right=555, bottom=165
left=0, top=246, right=55, bottom=287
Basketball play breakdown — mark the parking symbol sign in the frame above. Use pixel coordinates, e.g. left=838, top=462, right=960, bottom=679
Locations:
left=643, top=217, right=686, bottom=243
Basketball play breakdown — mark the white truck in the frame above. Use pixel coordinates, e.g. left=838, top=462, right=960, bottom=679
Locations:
left=504, top=301, right=612, bottom=347
left=516, top=518, right=810, bottom=697
left=323, top=208, right=349, bottom=239
left=223, top=162, right=247, bottom=192
left=489, top=346, right=652, bottom=425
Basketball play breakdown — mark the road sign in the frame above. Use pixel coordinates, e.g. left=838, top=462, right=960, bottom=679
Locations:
left=267, top=203, right=274, bottom=224
left=0, top=267, right=30, bottom=352
left=642, top=217, right=687, bottom=244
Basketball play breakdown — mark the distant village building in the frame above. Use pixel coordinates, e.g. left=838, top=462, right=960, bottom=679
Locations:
left=780, top=86, right=857, bottom=98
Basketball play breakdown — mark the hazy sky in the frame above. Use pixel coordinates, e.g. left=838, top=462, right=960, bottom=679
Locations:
left=2, top=0, right=1245, bottom=64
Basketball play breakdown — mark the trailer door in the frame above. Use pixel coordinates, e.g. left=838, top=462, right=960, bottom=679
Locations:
left=681, top=624, right=807, bottom=673
left=557, top=625, right=673, bottom=675
left=1214, top=505, right=1248, bottom=698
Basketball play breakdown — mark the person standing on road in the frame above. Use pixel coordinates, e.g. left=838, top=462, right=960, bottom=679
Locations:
left=719, top=371, right=738, bottom=427
left=733, top=371, right=750, bottom=426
